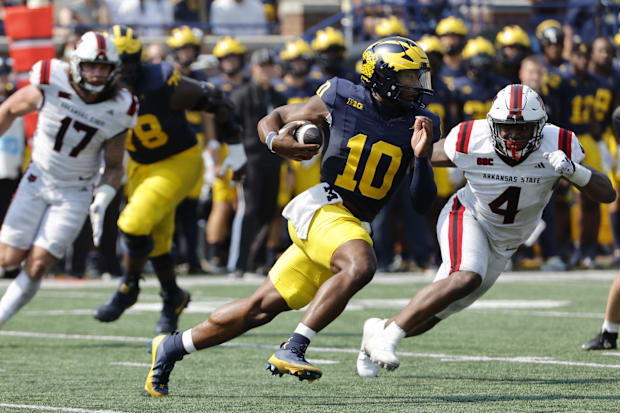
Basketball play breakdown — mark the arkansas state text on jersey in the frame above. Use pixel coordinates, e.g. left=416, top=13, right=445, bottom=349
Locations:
left=29, top=59, right=137, bottom=183
left=444, top=119, right=585, bottom=254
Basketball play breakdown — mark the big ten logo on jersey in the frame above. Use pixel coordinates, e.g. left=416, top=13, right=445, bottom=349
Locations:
left=126, top=114, right=168, bottom=151
left=346, top=97, right=363, bottom=110
left=477, top=157, right=493, bottom=166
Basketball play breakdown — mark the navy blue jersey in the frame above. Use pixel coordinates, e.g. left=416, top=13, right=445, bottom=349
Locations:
left=439, top=63, right=466, bottom=92
left=592, top=70, right=620, bottom=128
left=207, top=74, right=249, bottom=97
left=454, top=74, right=510, bottom=121
left=554, top=70, right=600, bottom=135
left=317, top=77, right=440, bottom=221
left=185, top=69, right=208, bottom=136
left=273, top=78, right=323, bottom=105
left=127, top=62, right=197, bottom=164
left=423, top=77, right=454, bottom=137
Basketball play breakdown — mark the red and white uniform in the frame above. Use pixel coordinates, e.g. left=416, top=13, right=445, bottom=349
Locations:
left=434, top=119, right=584, bottom=318
left=0, top=59, right=137, bottom=258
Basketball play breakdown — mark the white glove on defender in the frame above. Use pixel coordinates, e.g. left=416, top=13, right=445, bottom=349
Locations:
left=543, top=150, right=592, bottom=187
left=218, top=143, right=247, bottom=177
left=89, top=184, right=116, bottom=247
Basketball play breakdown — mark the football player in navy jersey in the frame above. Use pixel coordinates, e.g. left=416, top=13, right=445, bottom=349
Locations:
left=142, top=36, right=440, bottom=397
left=93, top=26, right=246, bottom=333
left=435, top=16, right=468, bottom=91
left=167, top=25, right=209, bottom=274
left=454, top=37, right=509, bottom=122
left=309, top=27, right=357, bottom=84
left=589, top=37, right=620, bottom=263
left=205, top=36, right=249, bottom=272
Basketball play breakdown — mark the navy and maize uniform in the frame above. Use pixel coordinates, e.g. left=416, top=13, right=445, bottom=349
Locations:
left=439, top=63, right=466, bottom=92
left=423, top=77, right=457, bottom=198
left=184, top=69, right=208, bottom=200
left=207, top=74, right=249, bottom=98
left=453, top=74, right=509, bottom=122
left=270, top=77, right=440, bottom=309
left=595, top=70, right=620, bottom=187
left=207, top=74, right=249, bottom=203
left=552, top=70, right=602, bottom=170
left=119, top=62, right=203, bottom=257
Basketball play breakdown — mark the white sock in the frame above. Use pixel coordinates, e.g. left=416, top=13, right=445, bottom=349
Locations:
left=0, top=270, right=41, bottom=328
left=182, top=328, right=197, bottom=353
left=294, top=323, right=316, bottom=341
left=384, top=320, right=406, bottom=344
left=602, top=320, right=619, bottom=334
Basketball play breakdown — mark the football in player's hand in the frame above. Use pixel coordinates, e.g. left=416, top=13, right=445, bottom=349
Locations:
left=280, top=120, right=323, bottom=146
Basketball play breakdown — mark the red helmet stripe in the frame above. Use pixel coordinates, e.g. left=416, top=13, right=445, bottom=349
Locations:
left=509, top=84, right=523, bottom=115
left=95, top=33, right=107, bottom=58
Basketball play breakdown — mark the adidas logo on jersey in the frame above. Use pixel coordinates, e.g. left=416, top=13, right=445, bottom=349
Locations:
left=58, top=91, right=71, bottom=99
left=534, top=162, right=545, bottom=169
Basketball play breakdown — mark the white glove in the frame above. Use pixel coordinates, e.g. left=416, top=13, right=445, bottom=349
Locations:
left=543, top=150, right=592, bottom=187
left=89, top=184, right=116, bottom=247
left=598, top=140, right=613, bottom=173
left=218, top=143, right=247, bottom=177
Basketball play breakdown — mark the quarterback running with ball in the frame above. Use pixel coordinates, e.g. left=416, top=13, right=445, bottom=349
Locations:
left=357, top=84, right=616, bottom=377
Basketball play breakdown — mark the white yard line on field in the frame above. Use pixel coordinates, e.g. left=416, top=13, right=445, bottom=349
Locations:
left=23, top=298, right=576, bottom=316
left=2, top=330, right=620, bottom=370
left=1, top=271, right=618, bottom=290
left=0, top=403, right=130, bottom=413
left=602, top=352, right=620, bottom=357
left=110, top=362, right=151, bottom=367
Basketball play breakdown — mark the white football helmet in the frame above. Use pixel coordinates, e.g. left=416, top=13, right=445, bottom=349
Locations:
left=487, top=84, right=548, bottom=163
left=70, top=31, right=120, bottom=94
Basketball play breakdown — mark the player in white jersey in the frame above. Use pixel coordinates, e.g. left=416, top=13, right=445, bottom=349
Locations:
left=356, top=84, right=616, bottom=377
left=0, top=31, right=137, bottom=329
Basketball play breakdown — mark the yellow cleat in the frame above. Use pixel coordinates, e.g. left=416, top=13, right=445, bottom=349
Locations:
left=265, top=341, right=322, bottom=382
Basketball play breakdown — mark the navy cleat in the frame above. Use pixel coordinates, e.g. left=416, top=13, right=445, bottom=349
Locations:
left=155, top=288, right=191, bottom=334
left=266, top=339, right=322, bottom=382
left=93, top=280, right=139, bottom=322
left=582, top=330, right=618, bottom=351
left=144, top=333, right=185, bottom=397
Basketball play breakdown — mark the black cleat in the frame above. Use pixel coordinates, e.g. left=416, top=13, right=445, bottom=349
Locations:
left=93, top=280, right=139, bottom=322
left=155, top=289, right=191, bottom=334
left=265, top=340, right=322, bottom=382
left=582, top=330, right=618, bottom=351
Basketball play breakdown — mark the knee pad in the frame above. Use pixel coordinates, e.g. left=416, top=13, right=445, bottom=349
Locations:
left=120, top=231, right=154, bottom=258
left=150, top=253, right=174, bottom=273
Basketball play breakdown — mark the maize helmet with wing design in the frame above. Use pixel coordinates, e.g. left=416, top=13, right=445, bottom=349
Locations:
left=360, top=36, right=433, bottom=109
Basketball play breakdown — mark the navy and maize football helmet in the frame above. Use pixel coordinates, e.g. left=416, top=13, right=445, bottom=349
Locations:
left=108, top=25, right=142, bottom=86
left=168, top=25, right=202, bottom=68
left=280, top=38, right=314, bottom=78
left=360, top=36, right=433, bottom=109
left=311, top=27, right=346, bottom=75
left=213, top=36, right=246, bottom=76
